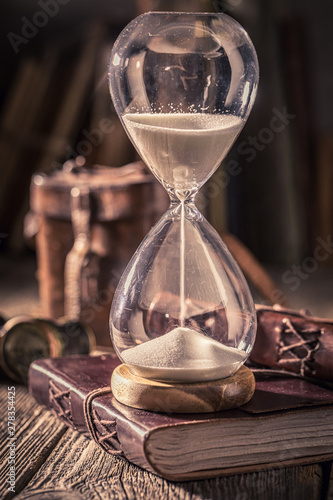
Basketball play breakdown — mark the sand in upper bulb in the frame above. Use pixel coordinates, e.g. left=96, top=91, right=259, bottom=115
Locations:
left=121, top=327, right=246, bottom=382
left=123, top=113, right=243, bottom=192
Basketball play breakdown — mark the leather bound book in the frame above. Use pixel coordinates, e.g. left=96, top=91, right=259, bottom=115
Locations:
left=251, top=305, right=333, bottom=381
left=28, top=354, right=333, bottom=481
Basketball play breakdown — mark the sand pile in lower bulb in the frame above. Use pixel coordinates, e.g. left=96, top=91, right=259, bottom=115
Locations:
left=121, top=327, right=245, bottom=372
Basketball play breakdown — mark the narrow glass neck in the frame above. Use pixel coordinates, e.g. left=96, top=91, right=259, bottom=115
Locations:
left=169, top=190, right=197, bottom=205
left=167, top=196, right=202, bottom=223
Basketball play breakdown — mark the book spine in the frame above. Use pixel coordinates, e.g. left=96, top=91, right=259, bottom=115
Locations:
left=29, top=362, right=78, bottom=430
left=28, top=360, right=157, bottom=475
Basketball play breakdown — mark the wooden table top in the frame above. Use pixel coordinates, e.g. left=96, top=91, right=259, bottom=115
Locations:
left=0, top=381, right=332, bottom=500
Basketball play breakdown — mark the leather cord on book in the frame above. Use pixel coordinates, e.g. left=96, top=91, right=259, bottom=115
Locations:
left=49, top=379, right=74, bottom=424
left=83, top=386, right=124, bottom=456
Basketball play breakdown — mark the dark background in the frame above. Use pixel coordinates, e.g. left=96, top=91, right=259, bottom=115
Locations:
left=0, top=0, right=332, bottom=317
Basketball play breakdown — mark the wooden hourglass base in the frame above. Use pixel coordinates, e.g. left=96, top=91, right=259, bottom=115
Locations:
left=111, top=364, right=255, bottom=413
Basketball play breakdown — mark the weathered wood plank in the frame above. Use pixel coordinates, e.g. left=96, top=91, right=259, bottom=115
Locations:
left=17, top=425, right=325, bottom=500
left=0, top=383, right=67, bottom=500
left=327, top=462, right=333, bottom=500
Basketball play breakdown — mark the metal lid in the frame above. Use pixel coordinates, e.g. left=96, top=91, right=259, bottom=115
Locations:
left=0, top=316, right=62, bottom=383
left=0, top=315, right=96, bottom=383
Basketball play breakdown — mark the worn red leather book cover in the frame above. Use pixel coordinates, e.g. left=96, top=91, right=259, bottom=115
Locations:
left=28, top=354, right=333, bottom=481
left=252, top=305, right=333, bottom=381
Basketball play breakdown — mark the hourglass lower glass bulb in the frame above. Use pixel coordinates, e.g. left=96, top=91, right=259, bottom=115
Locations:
left=108, top=11, right=259, bottom=412
left=110, top=200, right=256, bottom=383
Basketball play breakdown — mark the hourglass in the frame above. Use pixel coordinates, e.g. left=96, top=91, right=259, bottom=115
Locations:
left=108, top=12, right=259, bottom=413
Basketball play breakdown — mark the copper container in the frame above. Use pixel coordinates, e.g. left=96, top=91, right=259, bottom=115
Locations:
left=30, top=158, right=168, bottom=345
